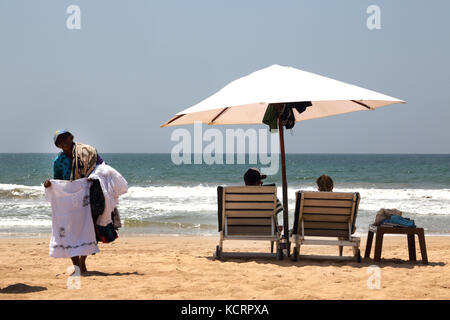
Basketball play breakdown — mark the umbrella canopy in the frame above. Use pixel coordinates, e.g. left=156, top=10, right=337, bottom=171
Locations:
left=161, top=64, right=404, bottom=127
left=161, top=64, right=405, bottom=256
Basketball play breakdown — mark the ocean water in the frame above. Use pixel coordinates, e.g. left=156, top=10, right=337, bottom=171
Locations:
left=0, top=153, right=449, bottom=237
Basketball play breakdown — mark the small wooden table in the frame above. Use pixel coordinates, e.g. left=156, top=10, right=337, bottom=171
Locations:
left=365, top=225, right=428, bottom=264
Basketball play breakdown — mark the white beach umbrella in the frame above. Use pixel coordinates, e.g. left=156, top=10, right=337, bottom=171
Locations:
left=161, top=64, right=404, bottom=127
left=161, top=64, right=405, bottom=255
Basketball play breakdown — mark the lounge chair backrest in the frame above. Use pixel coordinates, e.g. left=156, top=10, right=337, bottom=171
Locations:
left=293, top=191, right=360, bottom=238
left=217, top=186, right=277, bottom=237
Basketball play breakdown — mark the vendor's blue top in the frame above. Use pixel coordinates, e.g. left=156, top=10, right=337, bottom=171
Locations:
left=53, top=153, right=72, bottom=180
left=53, top=152, right=103, bottom=180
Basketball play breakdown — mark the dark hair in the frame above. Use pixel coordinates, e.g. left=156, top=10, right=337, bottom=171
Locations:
left=316, top=174, right=334, bottom=192
left=55, top=132, right=74, bottom=147
left=244, top=168, right=265, bottom=186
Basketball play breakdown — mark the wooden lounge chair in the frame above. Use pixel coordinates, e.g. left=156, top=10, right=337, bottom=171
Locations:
left=216, top=186, right=283, bottom=260
left=290, top=191, right=361, bottom=262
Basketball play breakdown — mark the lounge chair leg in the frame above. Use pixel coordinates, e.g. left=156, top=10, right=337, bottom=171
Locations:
left=215, top=245, right=222, bottom=260
left=354, top=248, right=361, bottom=263
left=338, top=237, right=343, bottom=256
left=270, top=240, right=274, bottom=253
left=351, top=245, right=361, bottom=262
left=293, top=246, right=299, bottom=261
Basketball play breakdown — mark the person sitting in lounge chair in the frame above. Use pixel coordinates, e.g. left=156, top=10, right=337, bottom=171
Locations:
left=244, top=168, right=283, bottom=215
left=316, top=174, right=334, bottom=192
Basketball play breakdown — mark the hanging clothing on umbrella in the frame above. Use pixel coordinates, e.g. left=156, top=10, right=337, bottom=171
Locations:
left=263, top=101, right=312, bottom=131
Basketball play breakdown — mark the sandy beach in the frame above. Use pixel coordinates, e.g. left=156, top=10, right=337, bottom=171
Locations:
left=0, top=234, right=449, bottom=300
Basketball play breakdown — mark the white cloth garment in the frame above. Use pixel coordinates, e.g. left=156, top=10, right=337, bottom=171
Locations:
left=45, top=178, right=99, bottom=258
left=88, top=163, right=128, bottom=227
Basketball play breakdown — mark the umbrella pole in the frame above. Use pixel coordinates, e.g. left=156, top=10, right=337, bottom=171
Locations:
left=277, top=106, right=290, bottom=256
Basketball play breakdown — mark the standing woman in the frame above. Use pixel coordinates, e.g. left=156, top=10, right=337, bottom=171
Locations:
left=44, top=130, right=104, bottom=273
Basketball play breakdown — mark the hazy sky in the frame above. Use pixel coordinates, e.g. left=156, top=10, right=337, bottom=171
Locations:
left=0, top=0, right=449, bottom=153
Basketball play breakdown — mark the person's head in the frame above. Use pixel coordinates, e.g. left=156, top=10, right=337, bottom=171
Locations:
left=244, top=168, right=267, bottom=186
left=53, top=130, right=74, bottom=152
left=316, top=174, right=334, bottom=192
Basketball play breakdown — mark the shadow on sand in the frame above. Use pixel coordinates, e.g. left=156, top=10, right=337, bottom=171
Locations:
left=81, top=270, right=144, bottom=277
left=0, top=283, right=47, bottom=294
left=205, top=252, right=445, bottom=269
